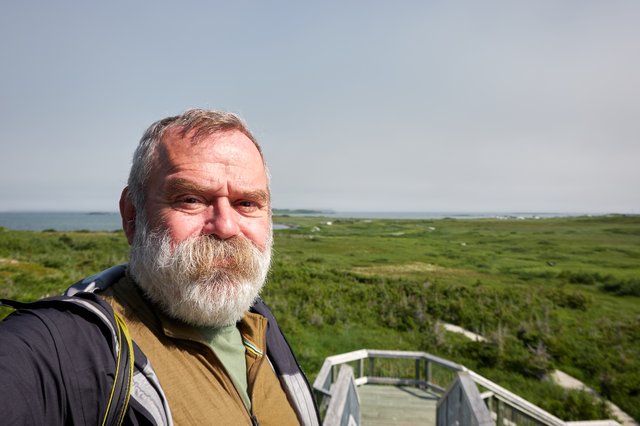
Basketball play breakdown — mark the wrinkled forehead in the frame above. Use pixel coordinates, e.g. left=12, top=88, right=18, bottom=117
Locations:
left=152, top=127, right=269, bottom=185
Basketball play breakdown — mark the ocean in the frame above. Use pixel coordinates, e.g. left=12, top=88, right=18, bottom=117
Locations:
left=0, top=212, right=123, bottom=232
left=0, top=211, right=592, bottom=232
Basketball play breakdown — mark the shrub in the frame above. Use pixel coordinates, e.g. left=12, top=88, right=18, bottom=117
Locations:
left=600, top=278, right=640, bottom=297
left=547, top=288, right=590, bottom=311
left=539, top=389, right=611, bottom=421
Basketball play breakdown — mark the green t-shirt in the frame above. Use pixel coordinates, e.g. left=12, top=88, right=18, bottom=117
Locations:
left=198, top=325, right=251, bottom=411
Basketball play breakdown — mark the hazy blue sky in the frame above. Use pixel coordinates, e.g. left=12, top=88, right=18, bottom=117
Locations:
left=1, top=1, right=638, bottom=213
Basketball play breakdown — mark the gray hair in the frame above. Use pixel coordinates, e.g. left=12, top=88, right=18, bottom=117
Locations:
left=127, top=109, right=266, bottom=212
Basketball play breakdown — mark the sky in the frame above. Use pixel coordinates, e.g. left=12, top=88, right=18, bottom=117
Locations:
left=1, top=1, right=639, bottom=214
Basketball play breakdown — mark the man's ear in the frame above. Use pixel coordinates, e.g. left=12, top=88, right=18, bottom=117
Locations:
left=119, top=187, right=136, bottom=245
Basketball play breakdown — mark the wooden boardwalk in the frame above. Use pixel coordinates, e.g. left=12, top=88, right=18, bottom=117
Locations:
left=358, top=384, right=439, bottom=425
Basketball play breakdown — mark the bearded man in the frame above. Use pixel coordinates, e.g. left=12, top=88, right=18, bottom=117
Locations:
left=0, top=110, right=319, bottom=425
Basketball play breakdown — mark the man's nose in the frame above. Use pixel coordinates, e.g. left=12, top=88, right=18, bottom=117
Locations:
left=202, top=199, right=240, bottom=239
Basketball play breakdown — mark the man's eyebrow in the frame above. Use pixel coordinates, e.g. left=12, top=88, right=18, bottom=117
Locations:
left=240, top=189, right=270, bottom=204
left=164, top=178, right=208, bottom=195
left=164, top=179, right=270, bottom=203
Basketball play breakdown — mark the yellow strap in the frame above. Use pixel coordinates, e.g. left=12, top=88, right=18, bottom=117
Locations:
left=101, top=312, right=134, bottom=426
left=115, top=312, right=134, bottom=425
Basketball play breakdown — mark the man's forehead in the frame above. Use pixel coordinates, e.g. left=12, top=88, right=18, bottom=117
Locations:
left=158, top=128, right=261, bottom=161
left=150, top=128, right=268, bottom=188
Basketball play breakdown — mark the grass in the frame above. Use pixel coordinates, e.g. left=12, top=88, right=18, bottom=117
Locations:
left=1, top=214, right=639, bottom=421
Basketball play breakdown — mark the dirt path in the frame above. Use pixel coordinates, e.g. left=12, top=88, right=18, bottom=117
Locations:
left=550, top=370, right=638, bottom=426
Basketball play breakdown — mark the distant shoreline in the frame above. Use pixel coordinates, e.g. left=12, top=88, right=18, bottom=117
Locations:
left=0, top=210, right=636, bottom=232
left=272, top=211, right=632, bottom=220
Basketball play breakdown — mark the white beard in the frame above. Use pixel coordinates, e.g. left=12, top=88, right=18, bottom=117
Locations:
left=128, top=222, right=272, bottom=327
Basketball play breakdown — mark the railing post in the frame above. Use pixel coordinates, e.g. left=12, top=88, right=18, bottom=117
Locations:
left=415, top=359, right=421, bottom=385
left=358, top=358, right=364, bottom=379
left=323, top=365, right=360, bottom=426
left=425, top=360, right=432, bottom=388
left=369, top=357, right=375, bottom=378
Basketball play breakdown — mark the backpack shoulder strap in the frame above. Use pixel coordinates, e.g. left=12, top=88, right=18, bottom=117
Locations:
left=104, top=309, right=134, bottom=426
left=65, top=264, right=172, bottom=425
left=1, top=291, right=134, bottom=426
left=65, top=264, right=128, bottom=296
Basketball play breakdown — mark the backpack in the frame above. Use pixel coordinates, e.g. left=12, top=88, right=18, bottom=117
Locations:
left=1, top=264, right=172, bottom=426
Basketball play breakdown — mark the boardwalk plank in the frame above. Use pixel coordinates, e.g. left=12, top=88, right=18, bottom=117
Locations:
left=358, top=384, right=438, bottom=426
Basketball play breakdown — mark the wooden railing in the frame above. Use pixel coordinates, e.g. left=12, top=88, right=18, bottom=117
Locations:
left=314, top=349, right=464, bottom=398
left=437, top=371, right=493, bottom=426
left=321, top=364, right=360, bottom=426
left=312, top=349, right=616, bottom=426
left=313, top=349, right=465, bottom=426
left=468, top=370, right=566, bottom=426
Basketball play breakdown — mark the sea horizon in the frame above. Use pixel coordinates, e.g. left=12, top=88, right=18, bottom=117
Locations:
left=0, top=210, right=635, bottom=232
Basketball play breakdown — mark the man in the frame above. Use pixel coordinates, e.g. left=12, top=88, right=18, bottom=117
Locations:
left=0, top=109, right=319, bottom=425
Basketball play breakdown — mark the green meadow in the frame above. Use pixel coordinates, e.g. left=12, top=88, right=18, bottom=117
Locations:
left=1, top=215, right=639, bottom=421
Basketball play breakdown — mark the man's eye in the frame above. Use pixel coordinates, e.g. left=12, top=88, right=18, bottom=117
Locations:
left=236, top=200, right=259, bottom=211
left=174, top=196, right=207, bottom=212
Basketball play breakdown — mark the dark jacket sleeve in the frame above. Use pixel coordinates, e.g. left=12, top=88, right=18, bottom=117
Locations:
left=0, top=305, right=117, bottom=425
